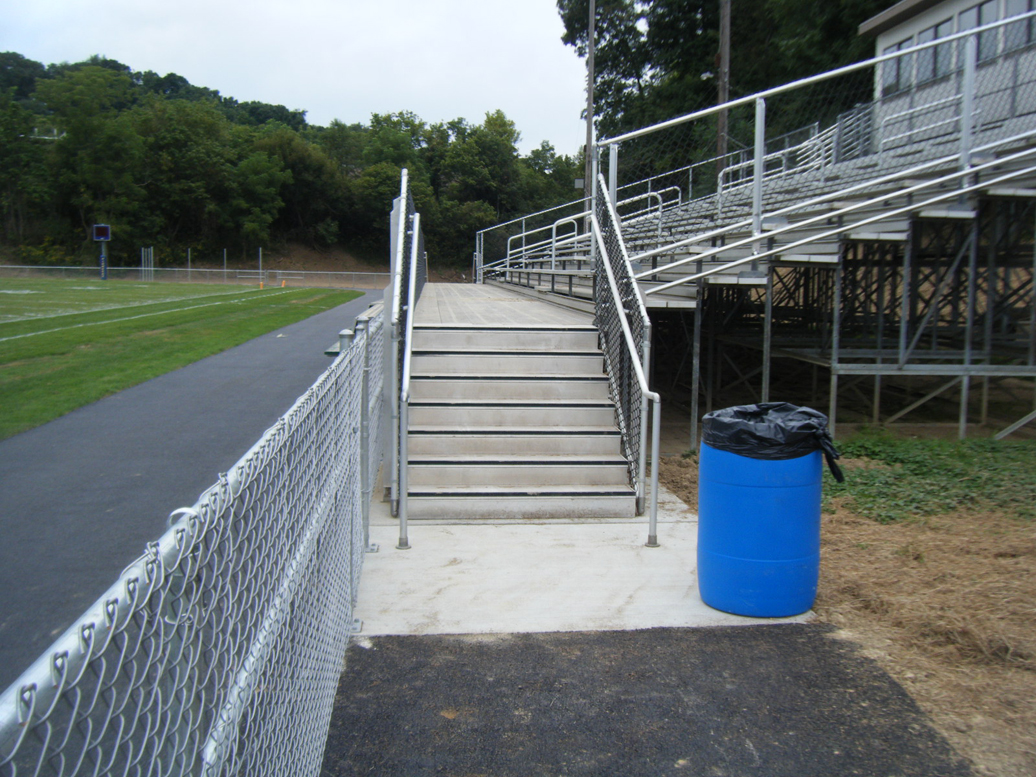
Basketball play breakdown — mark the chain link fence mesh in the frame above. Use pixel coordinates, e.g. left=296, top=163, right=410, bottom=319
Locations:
left=605, top=14, right=1036, bottom=259
left=0, top=308, right=385, bottom=777
left=594, top=178, right=647, bottom=487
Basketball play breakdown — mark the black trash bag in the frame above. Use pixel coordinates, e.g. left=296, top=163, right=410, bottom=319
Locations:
left=702, top=402, right=844, bottom=482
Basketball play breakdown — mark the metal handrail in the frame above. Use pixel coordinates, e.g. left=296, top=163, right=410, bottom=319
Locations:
left=879, top=93, right=981, bottom=152
left=616, top=190, right=671, bottom=236
left=388, top=169, right=410, bottom=527
left=397, top=211, right=424, bottom=550
left=629, top=122, right=1036, bottom=275
left=551, top=217, right=582, bottom=266
left=643, top=143, right=1036, bottom=294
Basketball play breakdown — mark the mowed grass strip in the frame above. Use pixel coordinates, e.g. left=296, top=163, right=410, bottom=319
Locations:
left=0, top=280, right=362, bottom=440
left=0, top=277, right=254, bottom=323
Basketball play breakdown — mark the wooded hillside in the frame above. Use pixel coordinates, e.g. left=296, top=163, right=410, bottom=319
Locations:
left=0, top=53, right=581, bottom=268
left=2, top=3, right=899, bottom=268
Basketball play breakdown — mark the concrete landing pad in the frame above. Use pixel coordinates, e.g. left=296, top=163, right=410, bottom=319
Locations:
left=354, top=489, right=810, bottom=635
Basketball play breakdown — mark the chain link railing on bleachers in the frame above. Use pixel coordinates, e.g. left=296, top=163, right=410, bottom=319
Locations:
left=602, top=11, right=1036, bottom=258
left=0, top=307, right=385, bottom=777
left=591, top=174, right=662, bottom=544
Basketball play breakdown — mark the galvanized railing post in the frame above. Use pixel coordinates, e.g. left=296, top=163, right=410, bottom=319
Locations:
left=961, top=34, right=977, bottom=179
left=609, top=143, right=619, bottom=204
left=752, top=96, right=766, bottom=265
left=356, top=319, right=379, bottom=554
left=389, top=318, right=400, bottom=517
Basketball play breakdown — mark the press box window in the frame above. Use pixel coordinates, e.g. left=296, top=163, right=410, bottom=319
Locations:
left=958, top=1, right=1000, bottom=62
left=1005, top=0, right=1036, bottom=51
left=882, top=37, right=914, bottom=94
left=916, top=19, right=954, bottom=82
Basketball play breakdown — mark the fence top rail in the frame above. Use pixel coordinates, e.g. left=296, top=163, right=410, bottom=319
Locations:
left=601, top=10, right=1036, bottom=147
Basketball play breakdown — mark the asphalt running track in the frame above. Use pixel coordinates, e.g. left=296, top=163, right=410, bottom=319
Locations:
left=0, top=290, right=383, bottom=690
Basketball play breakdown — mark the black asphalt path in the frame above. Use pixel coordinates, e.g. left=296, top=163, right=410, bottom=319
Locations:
left=0, top=289, right=383, bottom=690
left=322, top=626, right=976, bottom=777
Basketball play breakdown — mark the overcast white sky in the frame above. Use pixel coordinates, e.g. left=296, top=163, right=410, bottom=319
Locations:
left=1, top=0, right=589, bottom=156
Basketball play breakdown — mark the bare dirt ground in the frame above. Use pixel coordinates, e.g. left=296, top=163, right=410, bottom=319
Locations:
left=658, top=455, right=1036, bottom=777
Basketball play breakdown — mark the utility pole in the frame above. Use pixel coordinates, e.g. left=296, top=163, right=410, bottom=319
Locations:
left=717, top=0, right=731, bottom=173
left=584, top=0, right=596, bottom=203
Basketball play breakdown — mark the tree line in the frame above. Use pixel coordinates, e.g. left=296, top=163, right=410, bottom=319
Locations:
left=2, top=3, right=899, bottom=269
left=0, top=52, right=582, bottom=268
left=557, top=0, right=898, bottom=185
left=559, top=0, right=898, bottom=137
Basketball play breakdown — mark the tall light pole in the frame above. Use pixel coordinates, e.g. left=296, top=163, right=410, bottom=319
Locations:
left=584, top=0, right=596, bottom=203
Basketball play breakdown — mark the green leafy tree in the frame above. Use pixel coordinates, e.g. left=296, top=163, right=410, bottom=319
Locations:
left=363, top=111, right=428, bottom=172
left=131, top=98, right=239, bottom=249
left=0, top=89, right=52, bottom=242
left=0, top=52, right=46, bottom=101
left=229, top=147, right=290, bottom=252
left=557, top=0, right=897, bottom=137
left=36, top=67, right=145, bottom=256
left=255, top=126, right=348, bottom=245
left=314, top=119, right=369, bottom=176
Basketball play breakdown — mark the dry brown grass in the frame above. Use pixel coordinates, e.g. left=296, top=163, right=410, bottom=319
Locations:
left=658, top=454, right=1036, bottom=777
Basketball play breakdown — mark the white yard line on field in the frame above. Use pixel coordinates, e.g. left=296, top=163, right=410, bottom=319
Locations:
left=0, top=290, right=293, bottom=343
left=0, top=287, right=265, bottom=324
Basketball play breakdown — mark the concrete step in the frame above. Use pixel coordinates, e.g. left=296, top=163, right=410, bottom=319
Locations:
left=405, top=486, right=637, bottom=520
left=408, top=400, right=617, bottom=428
left=413, top=326, right=598, bottom=352
left=408, top=455, right=630, bottom=487
left=409, top=375, right=611, bottom=401
left=408, top=429, right=623, bottom=457
left=411, top=352, right=605, bottom=376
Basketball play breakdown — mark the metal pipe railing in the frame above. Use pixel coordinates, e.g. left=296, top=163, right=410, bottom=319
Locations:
left=387, top=169, right=410, bottom=522
left=643, top=143, right=1036, bottom=294
left=629, top=124, right=1036, bottom=280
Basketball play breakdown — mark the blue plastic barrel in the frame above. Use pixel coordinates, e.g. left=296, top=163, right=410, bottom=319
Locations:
left=697, top=442, right=821, bottom=617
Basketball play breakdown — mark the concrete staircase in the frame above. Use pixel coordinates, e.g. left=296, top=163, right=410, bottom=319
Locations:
left=406, top=322, right=637, bottom=519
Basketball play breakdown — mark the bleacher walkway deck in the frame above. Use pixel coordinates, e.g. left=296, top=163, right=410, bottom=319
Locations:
left=414, top=281, right=594, bottom=327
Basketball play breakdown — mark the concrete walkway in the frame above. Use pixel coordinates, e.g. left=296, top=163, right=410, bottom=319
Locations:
left=324, top=484, right=974, bottom=777
left=321, top=283, right=975, bottom=777
left=355, top=492, right=810, bottom=636
left=324, top=494, right=974, bottom=777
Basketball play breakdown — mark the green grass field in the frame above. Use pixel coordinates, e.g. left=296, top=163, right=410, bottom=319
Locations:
left=0, top=278, right=362, bottom=440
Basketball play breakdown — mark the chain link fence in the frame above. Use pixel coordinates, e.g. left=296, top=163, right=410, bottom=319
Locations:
left=603, top=11, right=1036, bottom=256
left=0, top=265, right=390, bottom=290
left=0, top=305, right=385, bottom=777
